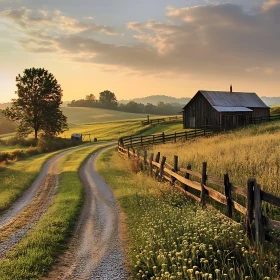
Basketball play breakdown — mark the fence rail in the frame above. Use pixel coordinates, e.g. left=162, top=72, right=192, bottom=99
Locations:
left=142, top=116, right=183, bottom=126
left=118, top=145, right=280, bottom=246
left=120, top=127, right=221, bottom=148
left=251, top=114, right=280, bottom=124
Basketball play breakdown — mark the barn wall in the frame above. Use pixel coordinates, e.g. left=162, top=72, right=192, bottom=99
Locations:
left=249, top=107, right=270, bottom=118
left=183, top=92, right=219, bottom=128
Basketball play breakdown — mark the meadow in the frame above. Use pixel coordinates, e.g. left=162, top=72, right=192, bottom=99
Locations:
left=148, top=121, right=280, bottom=197
left=97, top=148, right=279, bottom=279
left=0, top=144, right=107, bottom=280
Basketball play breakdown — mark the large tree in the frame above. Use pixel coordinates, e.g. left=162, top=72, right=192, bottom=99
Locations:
left=3, top=68, right=68, bottom=140
left=98, top=90, right=118, bottom=110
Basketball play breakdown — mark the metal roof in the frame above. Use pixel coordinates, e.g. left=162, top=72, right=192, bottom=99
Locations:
left=200, top=91, right=269, bottom=108
left=213, top=106, right=253, bottom=112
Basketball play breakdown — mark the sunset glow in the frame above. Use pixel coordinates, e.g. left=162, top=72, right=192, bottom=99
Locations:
left=0, top=0, right=279, bottom=102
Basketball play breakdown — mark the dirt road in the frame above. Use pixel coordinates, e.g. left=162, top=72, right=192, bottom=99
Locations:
left=45, top=147, right=128, bottom=280
left=0, top=145, right=100, bottom=258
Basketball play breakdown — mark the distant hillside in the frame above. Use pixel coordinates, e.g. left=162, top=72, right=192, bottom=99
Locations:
left=119, top=95, right=280, bottom=107
left=0, top=103, right=11, bottom=110
left=119, top=95, right=191, bottom=106
left=260, top=97, right=280, bottom=106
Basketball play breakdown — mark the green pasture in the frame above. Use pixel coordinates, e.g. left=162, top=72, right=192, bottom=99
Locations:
left=61, top=107, right=153, bottom=127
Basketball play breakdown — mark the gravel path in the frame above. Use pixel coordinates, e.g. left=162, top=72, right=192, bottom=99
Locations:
left=44, top=147, right=128, bottom=280
left=0, top=144, right=99, bottom=258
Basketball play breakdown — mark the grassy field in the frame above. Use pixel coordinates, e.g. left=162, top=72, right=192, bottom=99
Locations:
left=0, top=144, right=106, bottom=280
left=97, top=149, right=279, bottom=279
left=62, top=107, right=153, bottom=127
left=0, top=151, right=59, bottom=212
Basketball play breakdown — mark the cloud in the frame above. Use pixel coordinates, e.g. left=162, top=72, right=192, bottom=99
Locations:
left=1, top=3, right=280, bottom=80
left=0, top=7, right=115, bottom=34
left=246, top=66, right=275, bottom=75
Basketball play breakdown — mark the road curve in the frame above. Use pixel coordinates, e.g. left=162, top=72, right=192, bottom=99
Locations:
left=0, top=145, right=95, bottom=228
left=44, top=146, right=128, bottom=280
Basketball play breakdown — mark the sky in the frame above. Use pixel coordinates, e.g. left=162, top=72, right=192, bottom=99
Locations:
left=0, top=0, right=279, bottom=102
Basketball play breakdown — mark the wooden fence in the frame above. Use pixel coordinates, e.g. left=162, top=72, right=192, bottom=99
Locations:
left=251, top=114, right=280, bottom=124
left=119, top=127, right=221, bottom=148
left=142, top=116, right=183, bottom=126
left=118, top=145, right=280, bottom=245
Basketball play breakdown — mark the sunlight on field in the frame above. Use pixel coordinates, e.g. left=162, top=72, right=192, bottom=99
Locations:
left=149, top=121, right=280, bottom=197
left=61, top=120, right=148, bottom=140
left=62, top=107, right=152, bottom=127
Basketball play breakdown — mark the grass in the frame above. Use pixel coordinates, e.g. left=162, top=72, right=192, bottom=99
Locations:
left=0, top=145, right=28, bottom=152
left=0, top=144, right=106, bottom=280
left=97, top=149, right=279, bottom=279
left=62, top=107, right=155, bottom=128
left=0, top=151, right=58, bottom=213
left=61, top=119, right=152, bottom=140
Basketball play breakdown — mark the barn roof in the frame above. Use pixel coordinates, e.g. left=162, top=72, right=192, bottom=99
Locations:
left=200, top=91, right=268, bottom=108
left=213, top=106, right=253, bottom=112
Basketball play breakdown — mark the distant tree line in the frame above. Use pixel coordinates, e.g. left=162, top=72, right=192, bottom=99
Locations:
left=68, top=90, right=183, bottom=115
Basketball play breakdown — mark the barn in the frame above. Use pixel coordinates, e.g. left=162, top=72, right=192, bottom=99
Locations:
left=183, top=87, right=270, bottom=129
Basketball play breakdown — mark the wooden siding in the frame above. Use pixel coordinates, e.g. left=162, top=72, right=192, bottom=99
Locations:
left=248, top=107, right=270, bottom=118
left=183, top=92, right=219, bottom=128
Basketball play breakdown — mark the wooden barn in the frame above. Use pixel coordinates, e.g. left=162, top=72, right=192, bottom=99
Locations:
left=183, top=88, right=270, bottom=129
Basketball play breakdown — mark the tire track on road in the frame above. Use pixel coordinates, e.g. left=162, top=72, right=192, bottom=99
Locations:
left=44, top=146, right=128, bottom=280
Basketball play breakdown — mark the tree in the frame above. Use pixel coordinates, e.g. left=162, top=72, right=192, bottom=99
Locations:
left=3, top=68, right=68, bottom=140
left=98, top=90, right=118, bottom=110
left=85, top=93, right=96, bottom=102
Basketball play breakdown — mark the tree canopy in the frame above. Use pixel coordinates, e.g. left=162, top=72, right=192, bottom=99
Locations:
left=3, top=68, right=68, bottom=139
left=99, top=90, right=118, bottom=110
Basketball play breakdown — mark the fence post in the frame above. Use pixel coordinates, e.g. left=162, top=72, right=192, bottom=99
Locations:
left=201, top=162, right=207, bottom=206
left=132, top=148, right=136, bottom=158
left=246, top=179, right=255, bottom=237
left=149, top=153, right=154, bottom=176
left=171, top=155, right=178, bottom=185
left=224, top=174, right=233, bottom=218
left=162, top=132, right=165, bottom=144
left=174, top=132, right=177, bottom=143
left=153, top=135, right=155, bottom=144
left=159, top=156, right=166, bottom=181
left=185, top=131, right=188, bottom=140
left=155, top=152, right=161, bottom=178
left=144, top=150, right=147, bottom=170
left=127, top=148, right=130, bottom=158
left=254, top=183, right=265, bottom=244
left=141, top=135, right=143, bottom=146
left=184, top=164, right=191, bottom=191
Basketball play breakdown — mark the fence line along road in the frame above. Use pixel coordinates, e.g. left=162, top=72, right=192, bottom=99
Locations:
left=118, top=145, right=280, bottom=246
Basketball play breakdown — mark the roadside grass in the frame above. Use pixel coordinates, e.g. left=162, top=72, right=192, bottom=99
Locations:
left=0, top=144, right=107, bottom=280
left=97, top=149, right=279, bottom=279
left=0, top=152, right=58, bottom=213
left=0, top=145, right=28, bottom=152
